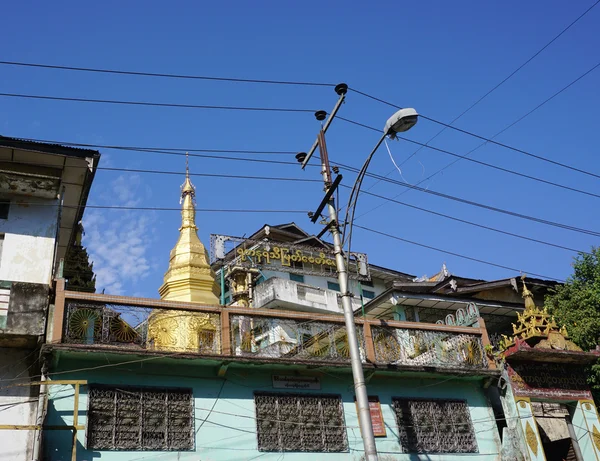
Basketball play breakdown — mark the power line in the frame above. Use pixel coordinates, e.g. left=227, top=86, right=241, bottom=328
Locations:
left=354, top=225, right=565, bottom=282
left=0, top=92, right=318, bottom=113
left=97, top=167, right=320, bottom=183
left=344, top=185, right=589, bottom=255
left=337, top=116, right=600, bottom=200
left=349, top=0, right=600, bottom=177
left=348, top=59, right=600, bottom=221
left=334, top=161, right=600, bottom=237
left=373, top=59, right=600, bottom=183
left=18, top=203, right=310, bottom=213
left=18, top=139, right=296, bottom=155
left=0, top=60, right=335, bottom=87
left=6, top=136, right=599, bottom=237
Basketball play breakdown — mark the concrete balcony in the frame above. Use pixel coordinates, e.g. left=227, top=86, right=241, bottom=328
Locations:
left=253, top=277, right=362, bottom=314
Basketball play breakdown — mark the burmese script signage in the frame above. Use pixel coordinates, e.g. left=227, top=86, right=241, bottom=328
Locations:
left=211, top=234, right=370, bottom=281
left=507, top=362, right=592, bottom=400
left=272, top=375, right=321, bottom=390
left=356, top=396, right=386, bottom=437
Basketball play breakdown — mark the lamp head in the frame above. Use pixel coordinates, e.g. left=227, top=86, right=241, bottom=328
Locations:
left=384, top=108, right=418, bottom=138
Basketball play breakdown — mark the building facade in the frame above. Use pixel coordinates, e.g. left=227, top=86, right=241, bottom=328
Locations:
left=0, top=137, right=99, bottom=461
left=41, top=167, right=504, bottom=460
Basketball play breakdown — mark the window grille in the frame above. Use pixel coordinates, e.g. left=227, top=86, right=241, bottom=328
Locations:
left=254, top=393, right=347, bottom=452
left=87, top=385, right=194, bottom=451
left=392, top=398, right=477, bottom=453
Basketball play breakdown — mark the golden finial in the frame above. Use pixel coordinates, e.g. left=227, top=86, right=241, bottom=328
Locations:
left=521, top=275, right=536, bottom=311
left=181, top=153, right=195, bottom=197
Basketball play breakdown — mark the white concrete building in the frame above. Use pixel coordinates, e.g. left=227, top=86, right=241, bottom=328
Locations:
left=0, top=136, right=99, bottom=461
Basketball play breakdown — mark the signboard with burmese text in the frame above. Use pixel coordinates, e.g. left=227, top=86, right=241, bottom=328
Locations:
left=211, top=233, right=370, bottom=281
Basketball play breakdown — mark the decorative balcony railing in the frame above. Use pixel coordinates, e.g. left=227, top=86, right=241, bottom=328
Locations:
left=230, top=314, right=363, bottom=362
left=51, top=281, right=495, bottom=372
left=371, top=326, right=486, bottom=369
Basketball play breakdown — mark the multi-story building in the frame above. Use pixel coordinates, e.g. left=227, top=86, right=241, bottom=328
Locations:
left=0, top=136, right=99, bottom=461
left=41, top=166, right=505, bottom=460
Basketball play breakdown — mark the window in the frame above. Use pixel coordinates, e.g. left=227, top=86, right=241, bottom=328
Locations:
left=392, top=398, right=477, bottom=453
left=0, top=201, right=9, bottom=220
left=362, top=290, right=375, bottom=300
left=289, top=273, right=304, bottom=283
left=254, top=393, right=347, bottom=452
left=327, top=281, right=340, bottom=292
left=361, top=280, right=374, bottom=287
left=87, top=385, right=194, bottom=451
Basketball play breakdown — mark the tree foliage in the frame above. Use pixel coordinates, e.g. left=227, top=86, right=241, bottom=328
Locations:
left=545, top=247, right=600, bottom=392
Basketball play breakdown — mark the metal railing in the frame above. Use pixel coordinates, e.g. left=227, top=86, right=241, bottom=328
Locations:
left=371, top=326, right=487, bottom=369
left=52, top=282, right=494, bottom=371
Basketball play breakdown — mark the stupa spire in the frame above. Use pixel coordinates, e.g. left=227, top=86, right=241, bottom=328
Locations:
left=158, top=156, right=219, bottom=303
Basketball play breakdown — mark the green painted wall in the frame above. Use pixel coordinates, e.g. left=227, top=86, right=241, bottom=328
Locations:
left=44, top=357, right=501, bottom=460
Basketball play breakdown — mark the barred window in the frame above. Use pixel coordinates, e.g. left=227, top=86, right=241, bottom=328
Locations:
left=392, top=398, right=477, bottom=453
left=87, top=385, right=194, bottom=451
left=254, top=393, right=347, bottom=452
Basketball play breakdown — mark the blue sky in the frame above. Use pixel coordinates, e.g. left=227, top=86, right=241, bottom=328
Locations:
left=2, top=1, right=599, bottom=296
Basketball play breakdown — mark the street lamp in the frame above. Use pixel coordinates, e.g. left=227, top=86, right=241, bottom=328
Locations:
left=384, top=108, right=418, bottom=137
left=343, top=107, right=419, bottom=254
left=301, top=90, right=418, bottom=461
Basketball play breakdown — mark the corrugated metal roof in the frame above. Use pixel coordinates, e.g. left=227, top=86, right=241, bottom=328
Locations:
left=0, top=136, right=100, bottom=158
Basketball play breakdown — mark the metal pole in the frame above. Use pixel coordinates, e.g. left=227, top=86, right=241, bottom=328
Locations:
left=220, top=267, right=225, bottom=305
left=325, top=182, right=378, bottom=461
left=310, top=89, right=378, bottom=459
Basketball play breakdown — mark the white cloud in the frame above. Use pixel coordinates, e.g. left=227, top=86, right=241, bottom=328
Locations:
left=83, top=175, right=156, bottom=295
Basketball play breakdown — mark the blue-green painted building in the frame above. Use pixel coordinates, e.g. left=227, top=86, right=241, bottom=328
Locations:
left=40, top=220, right=514, bottom=460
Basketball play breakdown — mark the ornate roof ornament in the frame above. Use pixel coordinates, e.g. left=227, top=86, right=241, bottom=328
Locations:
left=499, top=275, right=581, bottom=352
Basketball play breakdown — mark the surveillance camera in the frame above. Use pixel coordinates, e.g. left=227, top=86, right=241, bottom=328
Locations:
left=384, top=108, right=418, bottom=138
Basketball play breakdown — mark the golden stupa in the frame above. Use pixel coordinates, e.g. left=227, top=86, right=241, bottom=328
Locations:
left=148, top=156, right=220, bottom=353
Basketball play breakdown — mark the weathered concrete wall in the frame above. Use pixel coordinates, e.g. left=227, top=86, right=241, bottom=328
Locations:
left=0, top=197, right=58, bottom=285
left=2, top=282, right=49, bottom=337
left=44, top=357, right=502, bottom=460
left=0, top=348, right=40, bottom=461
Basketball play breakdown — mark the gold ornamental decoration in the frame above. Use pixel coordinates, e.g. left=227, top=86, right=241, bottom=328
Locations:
left=593, top=426, right=600, bottom=452
left=525, top=421, right=539, bottom=456
left=109, top=317, right=139, bottom=343
left=148, top=313, right=180, bottom=349
left=373, top=332, right=402, bottom=362
left=68, top=308, right=100, bottom=340
left=148, top=310, right=220, bottom=353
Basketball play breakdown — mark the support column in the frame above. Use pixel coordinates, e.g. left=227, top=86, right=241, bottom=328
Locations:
left=571, top=399, right=600, bottom=461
